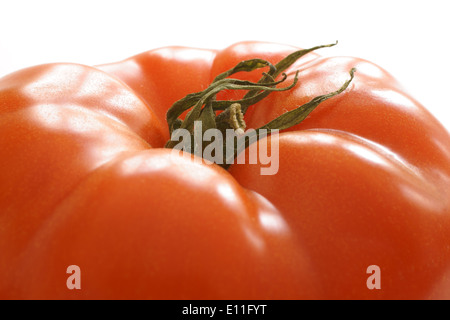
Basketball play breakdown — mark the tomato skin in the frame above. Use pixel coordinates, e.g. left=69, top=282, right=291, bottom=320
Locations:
left=97, top=47, right=217, bottom=141
left=10, top=150, right=319, bottom=299
left=243, top=55, right=450, bottom=178
left=1, top=41, right=450, bottom=299
left=229, top=130, right=450, bottom=299
left=0, top=63, right=157, bottom=297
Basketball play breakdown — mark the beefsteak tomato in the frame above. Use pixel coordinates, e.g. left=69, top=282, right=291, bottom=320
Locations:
left=0, top=41, right=449, bottom=300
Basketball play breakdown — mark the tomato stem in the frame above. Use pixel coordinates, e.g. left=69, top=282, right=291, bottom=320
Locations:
left=164, top=42, right=356, bottom=167
left=217, top=103, right=246, bottom=133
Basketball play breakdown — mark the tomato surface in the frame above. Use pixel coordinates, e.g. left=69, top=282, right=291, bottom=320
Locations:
left=1, top=41, right=449, bottom=299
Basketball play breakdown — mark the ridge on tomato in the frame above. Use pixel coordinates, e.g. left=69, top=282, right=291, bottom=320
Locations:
left=0, top=41, right=449, bottom=299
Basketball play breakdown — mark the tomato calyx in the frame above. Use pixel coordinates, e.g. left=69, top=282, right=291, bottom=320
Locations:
left=164, top=41, right=356, bottom=167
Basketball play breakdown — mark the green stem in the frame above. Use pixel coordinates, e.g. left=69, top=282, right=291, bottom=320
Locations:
left=164, top=42, right=356, bottom=167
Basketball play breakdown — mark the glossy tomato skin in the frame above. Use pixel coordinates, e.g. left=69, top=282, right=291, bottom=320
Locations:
left=244, top=55, right=450, bottom=183
left=11, top=150, right=319, bottom=299
left=97, top=47, right=218, bottom=141
left=1, top=41, right=450, bottom=299
left=218, top=43, right=450, bottom=298
left=0, top=57, right=319, bottom=299
left=229, top=131, right=450, bottom=299
left=0, top=63, right=156, bottom=297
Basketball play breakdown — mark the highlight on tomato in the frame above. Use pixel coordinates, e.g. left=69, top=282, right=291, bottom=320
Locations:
left=0, top=40, right=449, bottom=300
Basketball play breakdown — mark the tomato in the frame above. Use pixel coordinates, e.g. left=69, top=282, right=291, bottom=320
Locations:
left=0, top=41, right=449, bottom=300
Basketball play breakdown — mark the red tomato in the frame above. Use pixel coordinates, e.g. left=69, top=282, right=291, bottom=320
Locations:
left=0, top=41, right=449, bottom=299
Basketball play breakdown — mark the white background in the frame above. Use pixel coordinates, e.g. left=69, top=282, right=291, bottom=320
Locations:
left=1, top=0, right=449, bottom=131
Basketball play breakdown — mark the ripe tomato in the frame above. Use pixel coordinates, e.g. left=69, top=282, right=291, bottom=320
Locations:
left=0, top=41, right=449, bottom=299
